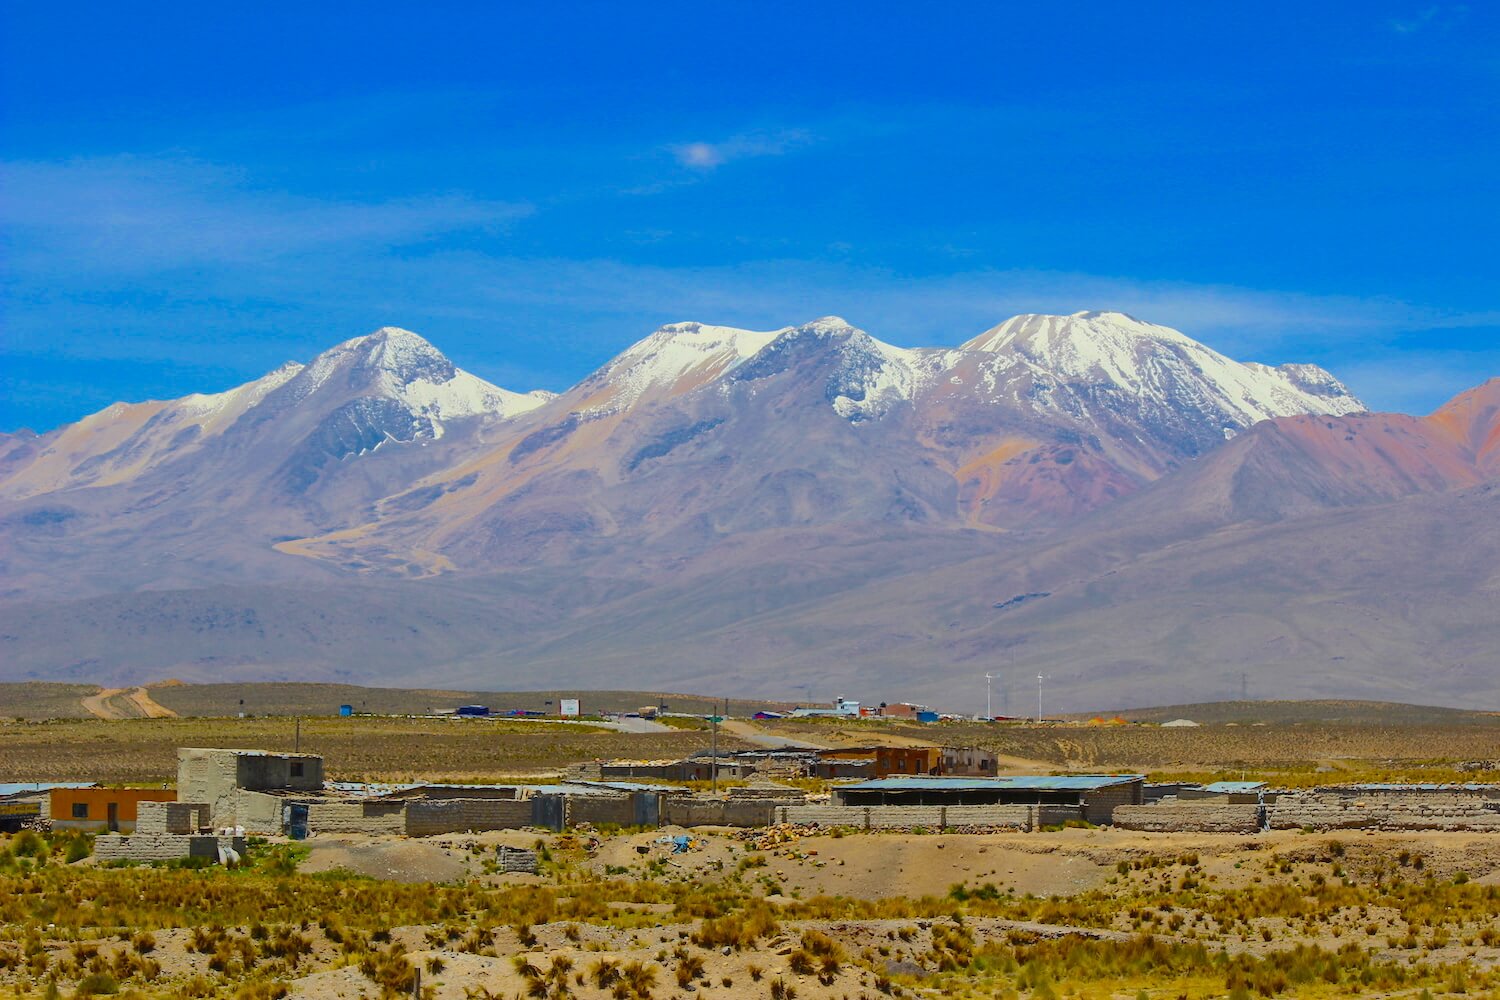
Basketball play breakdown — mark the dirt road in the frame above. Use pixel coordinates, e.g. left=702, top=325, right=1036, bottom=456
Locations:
left=720, top=718, right=825, bottom=749
left=80, top=686, right=178, bottom=720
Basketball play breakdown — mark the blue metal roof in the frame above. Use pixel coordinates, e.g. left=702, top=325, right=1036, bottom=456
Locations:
left=1202, top=781, right=1266, bottom=793
left=843, top=774, right=1145, bottom=792
left=0, top=781, right=95, bottom=797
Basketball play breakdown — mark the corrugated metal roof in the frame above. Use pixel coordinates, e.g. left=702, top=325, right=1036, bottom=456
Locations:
left=1202, top=781, right=1266, bottom=793
left=326, top=781, right=418, bottom=797
left=566, top=780, right=679, bottom=793
left=843, top=774, right=1145, bottom=792
left=0, top=782, right=96, bottom=797
left=1336, top=783, right=1499, bottom=792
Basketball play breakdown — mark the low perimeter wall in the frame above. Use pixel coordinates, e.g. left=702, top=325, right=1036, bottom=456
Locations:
left=307, top=801, right=406, bottom=836
left=774, top=804, right=1081, bottom=831
left=662, top=798, right=776, bottom=828
left=96, top=833, right=246, bottom=863
left=1270, top=793, right=1500, bottom=832
left=1112, top=804, right=1263, bottom=834
left=407, top=799, right=533, bottom=836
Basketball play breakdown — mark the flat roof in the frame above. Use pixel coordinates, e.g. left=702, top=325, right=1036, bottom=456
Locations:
left=1331, top=783, right=1499, bottom=792
left=1202, top=781, right=1266, bottom=793
left=842, top=774, right=1145, bottom=792
left=0, top=781, right=96, bottom=797
left=179, top=747, right=323, bottom=758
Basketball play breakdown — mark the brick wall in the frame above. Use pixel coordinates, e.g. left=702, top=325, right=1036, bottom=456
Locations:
left=406, top=798, right=532, bottom=836
left=661, top=798, right=775, bottom=828
left=306, top=801, right=407, bottom=836
left=1081, top=782, right=1144, bottom=825
left=774, top=804, right=1077, bottom=830
left=1270, top=792, right=1500, bottom=831
left=1112, top=804, right=1263, bottom=833
left=566, top=795, right=636, bottom=827
left=95, top=833, right=246, bottom=862
left=136, top=801, right=210, bottom=835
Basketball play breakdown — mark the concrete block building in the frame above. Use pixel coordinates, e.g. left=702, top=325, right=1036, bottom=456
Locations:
left=177, top=748, right=324, bottom=833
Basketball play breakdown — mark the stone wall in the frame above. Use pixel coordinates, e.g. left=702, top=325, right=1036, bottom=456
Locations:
left=1270, top=792, right=1500, bottom=831
left=495, top=846, right=539, bottom=874
left=727, top=787, right=807, bottom=805
left=1112, top=804, right=1263, bottom=833
left=774, top=804, right=1079, bottom=831
left=661, top=798, right=776, bottom=828
left=95, top=833, right=246, bottom=863
left=406, top=798, right=533, bottom=836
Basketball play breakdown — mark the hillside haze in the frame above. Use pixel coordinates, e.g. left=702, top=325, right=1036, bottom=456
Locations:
left=2, top=313, right=1496, bottom=711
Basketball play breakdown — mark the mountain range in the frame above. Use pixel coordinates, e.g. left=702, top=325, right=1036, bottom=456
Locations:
left=2, top=311, right=1496, bottom=711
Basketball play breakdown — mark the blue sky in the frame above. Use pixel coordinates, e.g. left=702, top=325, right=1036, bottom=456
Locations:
left=2, top=2, right=1496, bottom=431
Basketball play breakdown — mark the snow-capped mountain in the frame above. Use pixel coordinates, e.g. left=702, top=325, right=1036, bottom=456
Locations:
left=0, top=328, right=547, bottom=503
left=287, top=327, right=553, bottom=432
left=267, top=312, right=1371, bottom=572
left=4, top=314, right=1498, bottom=709
left=955, top=310, right=1362, bottom=430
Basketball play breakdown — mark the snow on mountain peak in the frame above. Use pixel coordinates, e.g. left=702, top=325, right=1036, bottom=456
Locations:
left=290, top=327, right=548, bottom=432
left=725, top=317, right=928, bottom=422
left=584, top=321, right=785, bottom=410
left=955, top=311, right=1364, bottom=428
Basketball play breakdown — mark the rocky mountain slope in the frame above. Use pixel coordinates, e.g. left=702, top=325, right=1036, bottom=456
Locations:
left=2, top=315, right=1494, bottom=710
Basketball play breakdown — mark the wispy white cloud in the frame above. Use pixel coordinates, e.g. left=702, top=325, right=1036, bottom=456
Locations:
left=1388, top=4, right=1467, bottom=34
left=0, top=156, right=532, bottom=273
left=669, top=129, right=812, bottom=170
left=3, top=153, right=1496, bottom=427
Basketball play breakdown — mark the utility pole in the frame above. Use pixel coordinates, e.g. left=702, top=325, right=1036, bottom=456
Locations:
left=294, top=717, right=301, bottom=754
left=1240, top=671, right=1248, bottom=701
left=1036, top=675, right=1044, bottom=724
left=985, top=673, right=996, bottom=721
left=709, top=712, right=719, bottom=795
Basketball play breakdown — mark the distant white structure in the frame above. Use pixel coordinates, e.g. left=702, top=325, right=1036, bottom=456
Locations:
left=791, top=697, right=860, bottom=719
left=1162, top=718, right=1201, bottom=728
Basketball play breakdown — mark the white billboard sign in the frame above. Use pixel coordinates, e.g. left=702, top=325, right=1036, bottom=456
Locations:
left=559, top=698, right=580, bottom=717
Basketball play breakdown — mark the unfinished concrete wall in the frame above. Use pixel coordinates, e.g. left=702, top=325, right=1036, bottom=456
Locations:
left=1112, top=804, right=1263, bottom=833
left=177, top=749, right=240, bottom=827
left=775, top=804, right=1078, bottom=831
left=236, top=753, right=323, bottom=792
left=661, top=798, right=775, bottom=828
left=406, top=798, right=532, bottom=835
left=307, top=801, right=407, bottom=836
left=1082, top=782, right=1144, bottom=825
left=1270, top=792, right=1500, bottom=831
left=566, top=795, right=636, bottom=827
left=233, top=790, right=290, bottom=835
left=178, top=749, right=324, bottom=829
left=95, top=833, right=246, bottom=863
left=136, top=802, right=210, bottom=835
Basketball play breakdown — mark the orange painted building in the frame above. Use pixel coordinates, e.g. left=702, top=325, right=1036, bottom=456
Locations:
left=49, top=788, right=176, bottom=833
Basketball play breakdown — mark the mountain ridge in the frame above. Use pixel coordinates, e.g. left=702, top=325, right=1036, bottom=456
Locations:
left=3, top=311, right=1495, bottom=711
